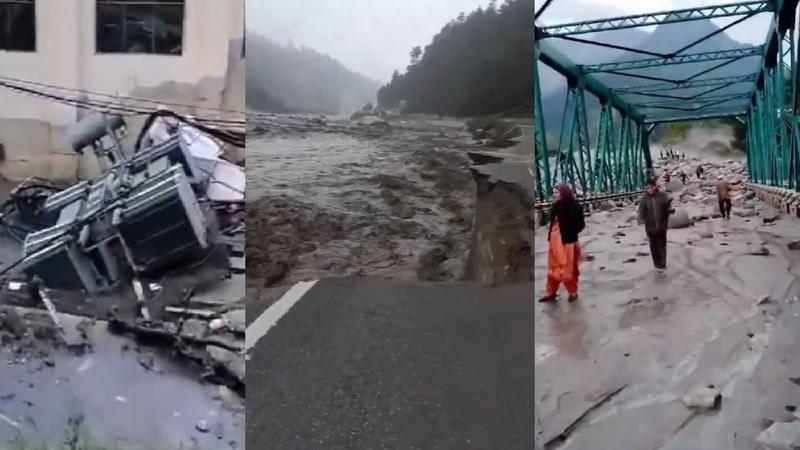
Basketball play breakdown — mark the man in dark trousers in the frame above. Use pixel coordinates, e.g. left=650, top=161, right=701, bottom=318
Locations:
left=638, top=178, right=674, bottom=273
left=716, top=174, right=733, bottom=219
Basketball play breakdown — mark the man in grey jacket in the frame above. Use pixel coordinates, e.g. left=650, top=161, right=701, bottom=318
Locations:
left=638, top=177, right=674, bottom=272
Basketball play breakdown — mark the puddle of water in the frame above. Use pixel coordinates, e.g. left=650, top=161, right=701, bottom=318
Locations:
left=0, top=319, right=243, bottom=449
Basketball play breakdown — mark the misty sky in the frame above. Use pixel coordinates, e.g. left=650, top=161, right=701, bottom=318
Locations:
left=247, top=0, right=493, bottom=82
left=536, top=0, right=771, bottom=44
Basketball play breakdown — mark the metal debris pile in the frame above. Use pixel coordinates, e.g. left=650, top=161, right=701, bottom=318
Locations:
left=0, top=111, right=245, bottom=391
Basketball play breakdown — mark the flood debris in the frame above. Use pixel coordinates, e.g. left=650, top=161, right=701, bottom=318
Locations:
left=756, top=421, right=800, bottom=449
left=0, top=110, right=245, bottom=394
left=682, top=385, right=722, bottom=411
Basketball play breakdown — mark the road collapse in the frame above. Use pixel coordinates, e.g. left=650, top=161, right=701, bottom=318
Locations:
left=0, top=110, right=245, bottom=394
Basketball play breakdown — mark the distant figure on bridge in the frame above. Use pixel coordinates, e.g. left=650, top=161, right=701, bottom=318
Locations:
left=638, top=178, right=674, bottom=273
left=716, top=175, right=733, bottom=219
left=696, top=165, right=705, bottom=179
left=539, top=183, right=585, bottom=304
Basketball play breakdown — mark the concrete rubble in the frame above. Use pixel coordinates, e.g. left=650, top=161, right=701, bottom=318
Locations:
left=0, top=111, right=245, bottom=446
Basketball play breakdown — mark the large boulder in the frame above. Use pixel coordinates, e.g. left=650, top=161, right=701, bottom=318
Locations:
left=357, top=115, right=390, bottom=128
left=756, top=422, right=800, bottom=450
left=760, top=206, right=780, bottom=224
left=669, top=208, right=693, bottom=229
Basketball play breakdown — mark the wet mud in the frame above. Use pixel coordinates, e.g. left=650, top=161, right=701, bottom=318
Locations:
left=0, top=308, right=244, bottom=449
left=0, top=217, right=245, bottom=448
left=535, top=155, right=800, bottom=449
left=246, top=115, right=482, bottom=306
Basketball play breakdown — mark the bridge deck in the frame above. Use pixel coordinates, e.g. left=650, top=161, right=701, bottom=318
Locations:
left=535, top=184, right=800, bottom=449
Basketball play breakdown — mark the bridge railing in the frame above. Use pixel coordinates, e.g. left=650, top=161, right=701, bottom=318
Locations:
left=534, top=190, right=643, bottom=212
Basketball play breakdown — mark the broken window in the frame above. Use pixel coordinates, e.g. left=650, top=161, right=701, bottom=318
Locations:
left=0, top=0, right=36, bottom=52
left=96, top=0, right=184, bottom=55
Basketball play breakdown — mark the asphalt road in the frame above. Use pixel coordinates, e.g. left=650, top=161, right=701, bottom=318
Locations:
left=247, top=276, right=533, bottom=449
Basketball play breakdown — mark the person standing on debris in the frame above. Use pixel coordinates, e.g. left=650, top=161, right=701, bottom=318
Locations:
left=539, top=183, right=585, bottom=303
left=716, top=175, right=733, bottom=219
left=696, top=165, right=704, bottom=179
left=638, top=178, right=674, bottom=273
left=680, top=172, right=688, bottom=184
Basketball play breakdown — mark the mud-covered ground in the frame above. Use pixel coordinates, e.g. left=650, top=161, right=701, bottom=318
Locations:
left=0, top=206, right=245, bottom=448
left=535, top=156, right=800, bottom=449
left=246, top=114, right=485, bottom=305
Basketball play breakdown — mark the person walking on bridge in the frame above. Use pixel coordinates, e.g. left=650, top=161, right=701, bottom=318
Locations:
left=716, top=175, right=733, bottom=219
left=638, top=178, right=674, bottom=273
left=539, top=184, right=585, bottom=303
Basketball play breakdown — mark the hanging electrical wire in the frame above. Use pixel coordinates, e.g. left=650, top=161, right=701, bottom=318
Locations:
left=0, top=79, right=245, bottom=147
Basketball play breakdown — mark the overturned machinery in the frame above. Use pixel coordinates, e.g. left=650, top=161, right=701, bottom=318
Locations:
left=17, top=113, right=243, bottom=293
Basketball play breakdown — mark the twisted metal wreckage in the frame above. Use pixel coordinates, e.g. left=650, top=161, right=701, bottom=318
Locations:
left=534, top=0, right=800, bottom=208
left=0, top=110, right=246, bottom=387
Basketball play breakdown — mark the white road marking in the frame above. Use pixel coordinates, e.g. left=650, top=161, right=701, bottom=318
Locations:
left=245, top=280, right=318, bottom=351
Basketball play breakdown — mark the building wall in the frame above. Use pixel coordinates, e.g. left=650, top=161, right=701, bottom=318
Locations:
left=0, top=0, right=245, bottom=182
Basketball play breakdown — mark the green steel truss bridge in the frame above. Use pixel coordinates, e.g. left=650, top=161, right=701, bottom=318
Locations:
left=534, top=0, right=800, bottom=202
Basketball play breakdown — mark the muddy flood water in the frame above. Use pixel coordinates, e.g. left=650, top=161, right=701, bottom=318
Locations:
left=246, top=114, right=481, bottom=305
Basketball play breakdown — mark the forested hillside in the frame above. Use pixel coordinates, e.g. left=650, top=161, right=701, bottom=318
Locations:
left=377, top=0, right=534, bottom=117
left=246, top=33, right=381, bottom=114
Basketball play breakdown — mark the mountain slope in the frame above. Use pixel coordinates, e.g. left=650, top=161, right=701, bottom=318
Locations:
left=246, top=33, right=382, bottom=115
left=377, top=0, right=533, bottom=117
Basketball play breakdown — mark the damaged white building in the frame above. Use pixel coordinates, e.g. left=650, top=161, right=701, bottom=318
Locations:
left=0, top=0, right=245, bottom=181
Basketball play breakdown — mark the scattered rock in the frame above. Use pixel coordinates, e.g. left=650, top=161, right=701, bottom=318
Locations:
left=737, top=209, right=758, bottom=217
left=761, top=207, right=781, bottom=224
left=788, top=241, right=800, bottom=251
left=196, top=419, right=210, bottom=433
left=668, top=209, right=693, bottom=229
left=756, top=422, right=800, bottom=450
left=749, top=245, right=771, bottom=256
left=682, top=386, right=721, bottom=411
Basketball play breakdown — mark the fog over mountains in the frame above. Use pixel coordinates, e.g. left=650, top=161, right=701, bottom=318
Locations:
left=246, top=33, right=381, bottom=115
left=538, top=19, right=761, bottom=138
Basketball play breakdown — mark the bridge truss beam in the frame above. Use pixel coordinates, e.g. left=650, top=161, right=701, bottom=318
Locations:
left=582, top=47, right=764, bottom=74
left=540, top=1, right=773, bottom=37
left=535, top=0, right=800, bottom=201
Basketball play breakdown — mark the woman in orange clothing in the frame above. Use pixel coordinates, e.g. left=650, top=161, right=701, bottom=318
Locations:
left=539, top=183, right=585, bottom=303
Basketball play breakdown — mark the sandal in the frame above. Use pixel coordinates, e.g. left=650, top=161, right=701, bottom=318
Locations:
left=538, top=295, right=557, bottom=303
left=567, top=294, right=579, bottom=303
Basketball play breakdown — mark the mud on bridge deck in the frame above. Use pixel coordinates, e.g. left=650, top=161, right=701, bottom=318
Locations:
left=535, top=157, right=800, bottom=449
